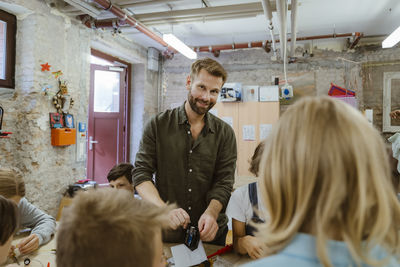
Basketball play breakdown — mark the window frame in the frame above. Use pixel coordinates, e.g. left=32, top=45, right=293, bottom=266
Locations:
left=0, top=9, right=16, bottom=89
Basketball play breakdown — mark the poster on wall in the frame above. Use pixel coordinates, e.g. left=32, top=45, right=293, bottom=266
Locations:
left=259, top=86, right=279, bottom=102
left=260, top=124, right=273, bottom=140
left=243, top=125, right=256, bottom=141
left=242, top=85, right=259, bottom=102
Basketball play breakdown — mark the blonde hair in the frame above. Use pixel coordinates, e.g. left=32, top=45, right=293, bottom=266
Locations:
left=0, top=168, right=25, bottom=198
left=190, top=57, right=227, bottom=84
left=57, top=188, right=172, bottom=267
left=258, top=96, right=400, bottom=267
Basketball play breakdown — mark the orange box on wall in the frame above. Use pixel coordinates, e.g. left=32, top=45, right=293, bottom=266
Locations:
left=51, top=128, right=76, bottom=146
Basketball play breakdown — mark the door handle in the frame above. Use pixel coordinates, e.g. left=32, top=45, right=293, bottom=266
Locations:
left=89, top=136, right=98, bottom=151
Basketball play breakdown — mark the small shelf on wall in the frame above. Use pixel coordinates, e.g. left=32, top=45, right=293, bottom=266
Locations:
left=51, top=128, right=76, bottom=146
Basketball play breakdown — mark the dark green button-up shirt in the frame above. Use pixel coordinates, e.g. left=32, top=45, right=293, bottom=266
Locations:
left=133, top=102, right=237, bottom=235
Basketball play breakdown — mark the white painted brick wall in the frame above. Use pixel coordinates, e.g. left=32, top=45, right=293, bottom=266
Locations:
left=0, top=0, right=159, bottom=216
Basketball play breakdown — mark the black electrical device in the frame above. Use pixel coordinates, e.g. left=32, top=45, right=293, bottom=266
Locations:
left=184, top=225, right=200, bottom=251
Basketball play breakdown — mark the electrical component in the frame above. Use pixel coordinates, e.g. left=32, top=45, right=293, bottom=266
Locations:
left=281, top=84, right=293, bottom=99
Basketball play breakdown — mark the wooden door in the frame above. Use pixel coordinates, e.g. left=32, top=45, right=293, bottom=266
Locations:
left=87, top=64, right=127, bottom=183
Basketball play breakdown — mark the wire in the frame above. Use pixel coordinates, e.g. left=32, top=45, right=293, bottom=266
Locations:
left=283, top=0, right=288, bottom=85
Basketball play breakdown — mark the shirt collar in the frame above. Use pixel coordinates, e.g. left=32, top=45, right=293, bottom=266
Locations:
left=177, top=102, right=216, bottom=134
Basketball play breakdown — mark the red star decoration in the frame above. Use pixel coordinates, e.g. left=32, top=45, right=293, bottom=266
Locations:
left=41, top=62, right=51, bottom=72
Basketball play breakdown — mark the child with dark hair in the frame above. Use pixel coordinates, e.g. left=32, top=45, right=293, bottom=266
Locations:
left=0, top=195, right=19, bottom=265
left=107, top=163, right=134, bottom=192
left=226, top=141, right=267, bottom=259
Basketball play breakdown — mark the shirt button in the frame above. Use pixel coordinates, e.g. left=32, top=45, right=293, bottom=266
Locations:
left=189, top=169, right=192, bottom=172
left=188, top=206, right=192, bottom=210
left=189, top=150, right=192, bottom=153
left=188, top=188, right=192, bottom=192
left=187, top=131, right=191, bottom=134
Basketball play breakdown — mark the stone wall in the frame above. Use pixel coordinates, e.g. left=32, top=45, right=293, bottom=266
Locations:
left=0, top=0, right=158, bottom=216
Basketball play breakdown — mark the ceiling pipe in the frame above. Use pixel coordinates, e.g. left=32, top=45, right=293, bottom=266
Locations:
left=91, top=0, right=173, bottom=52
left=193, top=32, right=362, bottom=53
left=261, top=0, right=277, bottom=57
left=290, top=0, right=298, bottom=58
left=275, top=0, right=287, bottom=60
left=349, top=32, right=363, bottom=49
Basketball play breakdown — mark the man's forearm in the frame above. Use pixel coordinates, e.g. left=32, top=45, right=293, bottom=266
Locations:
left=204, top=199, right=223, bottom=219
left=135, top=181, right=166, bottom=207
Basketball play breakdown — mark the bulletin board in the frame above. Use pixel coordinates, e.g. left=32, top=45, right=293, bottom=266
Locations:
left=212, top=101, right=280, bottom=176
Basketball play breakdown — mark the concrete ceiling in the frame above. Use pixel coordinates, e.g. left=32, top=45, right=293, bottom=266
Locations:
left=60, top=0, right=400, bottom=50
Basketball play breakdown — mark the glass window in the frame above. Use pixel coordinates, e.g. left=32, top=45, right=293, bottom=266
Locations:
left=94, top=70, right=120, bottom=112
left=0, top=9, right=16, bottom=88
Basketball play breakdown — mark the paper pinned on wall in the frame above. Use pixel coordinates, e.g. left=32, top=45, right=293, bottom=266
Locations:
left=170, top=241, right=207, bottom=267
left=222, top=117, right=233, bottom=128
left=242, top=85, right=259, bottom=102
left=209, top=108, right=218, bottom=117
left=259, top=85, right=279, bottom=102
left=260, top=124, right=273, bottom=140
left=243, top=125, right=256, bottom=141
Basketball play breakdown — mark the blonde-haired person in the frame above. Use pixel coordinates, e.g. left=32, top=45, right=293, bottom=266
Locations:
left=245, top=96, right=400, bottom=267
left=0, top=195, right=19, bottom=266
left=0, top=169, right=56, bottom=255
left=226, top=141, right=267, bottom=259
left=57, top=188, right=172, bottom=267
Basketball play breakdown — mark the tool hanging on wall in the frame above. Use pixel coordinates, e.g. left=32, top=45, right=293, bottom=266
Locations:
left=0, top=106, right=12, bottom=138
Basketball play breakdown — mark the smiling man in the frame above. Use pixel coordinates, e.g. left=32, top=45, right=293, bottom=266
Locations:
left=133, top=58, right=237, bottom=245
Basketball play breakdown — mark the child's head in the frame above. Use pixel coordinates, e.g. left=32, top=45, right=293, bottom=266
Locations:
left=106, top=163, right=134, bottom=192
left=259, top=96, right=400, bottom=266
left=0, top=168, right=25, bottom=204
left=56, top=188, right=171, bottom=267
left=0, top=195, right=19, bottom=264
left=248, top=141, right=265, bottom=177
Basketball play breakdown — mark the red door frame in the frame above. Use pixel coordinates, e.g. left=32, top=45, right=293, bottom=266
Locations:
left=88, top=49, right=131, bottom=179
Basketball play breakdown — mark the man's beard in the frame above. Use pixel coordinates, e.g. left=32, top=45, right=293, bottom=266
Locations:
left=187, top=91, right=215, bottom=115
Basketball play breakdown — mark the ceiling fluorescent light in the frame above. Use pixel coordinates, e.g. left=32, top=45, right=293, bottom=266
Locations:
left=163, top=34, right=197, bottom=60
left=382, top=25, right=400, bottom=48
left=64, top=0, right=101, bottom=18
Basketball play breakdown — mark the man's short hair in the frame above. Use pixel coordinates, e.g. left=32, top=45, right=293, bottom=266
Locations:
left=190, top=57, right=227, bottom=84
left=0, top=195, right=19, bottom=245
left=56, top=188, right=171, bottom=267
left=106, top=163, right=134, bottom=183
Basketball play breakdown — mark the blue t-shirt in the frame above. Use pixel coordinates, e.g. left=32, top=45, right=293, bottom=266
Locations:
left=244, top=233, right=399, bottom=267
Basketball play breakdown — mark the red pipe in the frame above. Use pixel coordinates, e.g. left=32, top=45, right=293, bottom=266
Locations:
left=92, top=0, right=171, bottom=49
left=195, top=32, right=362, bottom=53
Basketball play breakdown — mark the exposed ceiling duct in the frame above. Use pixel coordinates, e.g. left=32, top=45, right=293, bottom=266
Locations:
left=275, top=0, right=288, bottom=60
left=89, top=0, right=174, bottom=54
left=290, top=0, right=298, bottom=58
left=193, top=32, right=362, bottom=54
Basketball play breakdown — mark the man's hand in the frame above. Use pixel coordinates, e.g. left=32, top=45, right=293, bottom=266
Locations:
left=390, top=110, right=400, bottom=119
left=198, top=212, right=218, bottom=242
left=242, top=235, right=264, bottom=259
left=168, top=208, right=190, bottom=230
left=17, top=234, right=40, bottom=255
